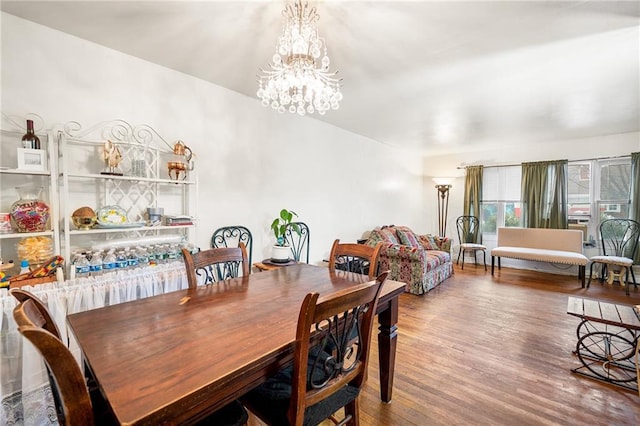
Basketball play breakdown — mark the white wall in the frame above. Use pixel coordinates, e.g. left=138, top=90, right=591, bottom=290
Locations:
left=1, top=13, right=426, bottom=264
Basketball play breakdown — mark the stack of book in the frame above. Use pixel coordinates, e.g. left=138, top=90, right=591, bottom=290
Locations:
left=163, top=215, right=194, bottom=226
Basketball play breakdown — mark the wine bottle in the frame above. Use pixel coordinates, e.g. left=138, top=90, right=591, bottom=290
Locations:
left=21, top=119, right=40, bottom=149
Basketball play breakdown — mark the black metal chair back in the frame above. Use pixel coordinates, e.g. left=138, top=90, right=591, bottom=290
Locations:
left=243, top=271, right=388, bottom=425
left=211, top=225, right=253, bottom=266
left=456, top=215, right=480, bottom=244
left=284, top=221, right=310, bottom=263
left=599, top=219, right=640, bottom=260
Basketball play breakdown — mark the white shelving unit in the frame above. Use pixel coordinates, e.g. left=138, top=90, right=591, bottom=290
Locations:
left=0, top=113, right=60, bottom=267
left=57, top=120, right=197, bottom=271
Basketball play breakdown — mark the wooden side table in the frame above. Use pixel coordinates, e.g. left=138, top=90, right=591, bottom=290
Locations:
left=253, top=258, right=297, bottom=272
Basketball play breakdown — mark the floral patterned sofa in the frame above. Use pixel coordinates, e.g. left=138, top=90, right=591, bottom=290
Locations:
left=365, top=225, right=453, bottom=295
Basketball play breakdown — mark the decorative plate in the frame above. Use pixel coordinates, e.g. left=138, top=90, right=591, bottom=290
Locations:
left=94, top=222, right=146, bottom=229
left=96, top=205, right=128, bottom=225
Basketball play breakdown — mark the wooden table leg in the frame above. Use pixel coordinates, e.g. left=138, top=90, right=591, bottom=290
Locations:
left=377, top=297, right=398, bottom=403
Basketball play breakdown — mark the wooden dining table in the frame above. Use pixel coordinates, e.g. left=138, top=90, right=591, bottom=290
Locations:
left=67, top=264, right=405, bottom=425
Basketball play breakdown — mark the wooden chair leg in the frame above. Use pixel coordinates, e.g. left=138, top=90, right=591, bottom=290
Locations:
left=344, top=398, right=359, bottom=426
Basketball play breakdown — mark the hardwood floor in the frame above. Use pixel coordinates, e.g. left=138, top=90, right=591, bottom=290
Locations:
left=249, top=265, right=640, bottom=425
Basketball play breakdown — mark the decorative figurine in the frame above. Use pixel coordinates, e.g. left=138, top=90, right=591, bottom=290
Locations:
left=168, top=140, right=194, bottom=180
left=101, top=139, right=123, bottom=176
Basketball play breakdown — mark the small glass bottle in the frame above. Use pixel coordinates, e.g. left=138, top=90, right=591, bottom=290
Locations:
left=21, top=119, right=40, bottom=149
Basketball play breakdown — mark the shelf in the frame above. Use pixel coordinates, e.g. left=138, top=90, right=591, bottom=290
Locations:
left=0, top=230, right=55, bottom=240
left=63, top=172, right=195, bottom=185
left=67, top=224, right=194, bottom=235
left=0, top=168, right=51, bottom=176
left=1, top=114, right=60, bottom=267
left=50, top=119, right=197, bottom=274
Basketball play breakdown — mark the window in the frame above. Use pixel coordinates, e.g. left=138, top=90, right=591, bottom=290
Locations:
left=481, top=166, right=522, bottom=236
left=567, top=157, right=631, bottom=241
left=568, top=162, right=591, bottom=218
left=481, top=157, right=631, bottom=241
left=598, top=159, right=631, bottom=221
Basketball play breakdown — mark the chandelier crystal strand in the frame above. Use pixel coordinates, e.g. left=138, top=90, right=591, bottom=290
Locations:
left=257, top=0, right=342, bottom=116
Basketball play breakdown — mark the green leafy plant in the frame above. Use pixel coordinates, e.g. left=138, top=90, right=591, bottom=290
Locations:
left=271, top=208, right=300, bottom=246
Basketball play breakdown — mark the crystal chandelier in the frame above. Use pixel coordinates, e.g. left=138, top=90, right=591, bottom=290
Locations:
left=257, top=0, right=342, bottom=116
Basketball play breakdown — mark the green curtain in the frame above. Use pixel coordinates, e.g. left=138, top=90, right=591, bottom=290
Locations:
left=463, top=165, right=483, bottom=218
left=521, top=160, right=568, bottom=229
left=630, top=152, right=640, bottom=263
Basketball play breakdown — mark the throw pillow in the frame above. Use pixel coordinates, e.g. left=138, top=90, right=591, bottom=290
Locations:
left=379, top=227, right=399, bottom=244
left=396, top=229, right=420, bottom=248
left=365, top=229, right=384, bottom=247
left=419, top=234, right=439, bottom=250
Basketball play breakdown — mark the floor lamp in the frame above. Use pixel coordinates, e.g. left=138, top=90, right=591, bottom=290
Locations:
left=434, top=179, right=452, bottom=238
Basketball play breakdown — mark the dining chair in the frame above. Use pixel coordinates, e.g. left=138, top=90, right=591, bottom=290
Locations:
left=455, top=215, right=487, bottom=270
left=12, top=289, right=249, bottom=426
left=182, top=243, right=249, bottom=288
left=243, top=271, right=389, bottom=426
left=285, top=221, right=310, bottom=263
left=211, top=225, right=253, bottom=266
left=12, top=288, right=106, bottom=425
left=328, top=239, right=383, bottom=279
left=587, top=218, right=640, bottom=290
left=10, top=288, right=61, bottom=338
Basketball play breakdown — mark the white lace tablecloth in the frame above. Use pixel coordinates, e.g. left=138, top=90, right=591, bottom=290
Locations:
left=0, top=262, right=189, bottom=425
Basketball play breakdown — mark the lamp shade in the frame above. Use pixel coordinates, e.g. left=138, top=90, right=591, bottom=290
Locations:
left=432, top=177, right=454, bottom=186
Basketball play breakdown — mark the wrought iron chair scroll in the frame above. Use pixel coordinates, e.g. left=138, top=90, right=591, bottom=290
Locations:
left=587, top=219, right=640, bottom=292
left=284, top=221, right=310, bottom=263
left=329, top=239, right=383, bottom=279
left=182, top=243, right=249, bottom=288
left=243, top=271, right=388, bottom=425
left=211, top=225, right=253, bottom=266
left=455, top=215, right=487, bottom=270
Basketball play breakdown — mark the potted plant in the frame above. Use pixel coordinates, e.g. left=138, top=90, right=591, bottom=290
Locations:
left=270, top=208, right=300, bottom=263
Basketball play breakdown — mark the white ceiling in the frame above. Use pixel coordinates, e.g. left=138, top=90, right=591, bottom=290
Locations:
left=2, top=1, right=639, bottom=155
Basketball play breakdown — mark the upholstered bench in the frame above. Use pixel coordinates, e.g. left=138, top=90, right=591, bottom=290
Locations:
left=491, top=227, right=588, bottom=286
